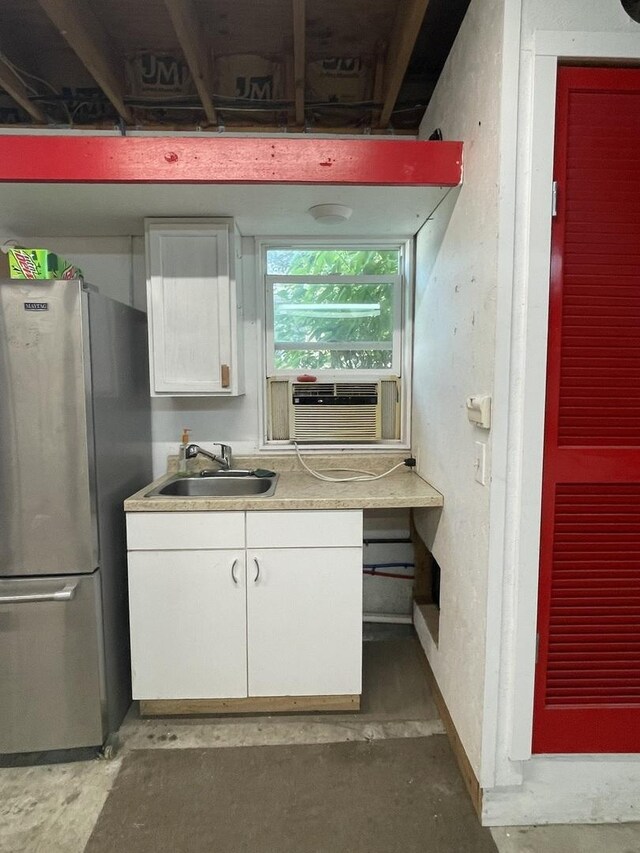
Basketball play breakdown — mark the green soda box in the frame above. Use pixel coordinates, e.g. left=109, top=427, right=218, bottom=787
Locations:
left=7, top=247, right=83, bottom=280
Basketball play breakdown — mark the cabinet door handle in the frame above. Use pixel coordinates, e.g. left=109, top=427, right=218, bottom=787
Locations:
left=231, top=558, right=239, bottom=585
left=253, top=557, right=260, bottom=584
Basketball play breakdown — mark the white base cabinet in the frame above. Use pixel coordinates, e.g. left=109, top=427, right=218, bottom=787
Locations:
left=128, top=549, right=247, bottom=699
left=126, top=510, right=363, bottom=705
left=247, top=548, right=363, bottom=697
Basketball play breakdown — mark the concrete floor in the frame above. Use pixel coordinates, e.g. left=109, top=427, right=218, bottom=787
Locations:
left=3, top=639, right=640, bottom=853
left=3, top=713, right=640, bottom=853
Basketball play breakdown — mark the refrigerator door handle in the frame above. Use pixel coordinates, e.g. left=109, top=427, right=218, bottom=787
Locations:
left=0, top=583, right=78, bottom=605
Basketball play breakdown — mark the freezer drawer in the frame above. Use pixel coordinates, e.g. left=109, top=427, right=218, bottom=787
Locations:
left=0, top=572, right=105, bottom=754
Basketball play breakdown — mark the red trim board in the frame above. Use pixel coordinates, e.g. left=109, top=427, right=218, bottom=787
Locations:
left=0, top=136, right=462, bottom=186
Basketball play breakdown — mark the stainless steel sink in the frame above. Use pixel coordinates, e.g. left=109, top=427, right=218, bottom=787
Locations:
left=145, top=472, right=279, bottom=498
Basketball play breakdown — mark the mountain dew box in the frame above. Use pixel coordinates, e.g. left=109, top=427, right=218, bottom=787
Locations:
left=7, top=247, right=82, bottom=280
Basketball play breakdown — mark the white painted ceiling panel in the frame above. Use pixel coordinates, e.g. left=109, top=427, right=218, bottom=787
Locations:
left=0, top=182, right=452, bottom=238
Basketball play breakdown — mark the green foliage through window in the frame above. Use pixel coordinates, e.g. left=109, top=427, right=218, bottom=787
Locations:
left=267, top=249, right=399, bottom=276
left=266, top=247, right=401, bottom=372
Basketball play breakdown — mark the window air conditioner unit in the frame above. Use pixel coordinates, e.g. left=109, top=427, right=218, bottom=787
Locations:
left=267, top=378, right=401, bottom=442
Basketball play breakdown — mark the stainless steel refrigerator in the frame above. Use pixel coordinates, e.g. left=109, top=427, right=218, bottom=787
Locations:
left=0, top=279, right=151, bottom=754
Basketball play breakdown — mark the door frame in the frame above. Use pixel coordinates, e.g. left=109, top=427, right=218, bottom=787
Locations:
left=492, top=32, right=640, bottom=783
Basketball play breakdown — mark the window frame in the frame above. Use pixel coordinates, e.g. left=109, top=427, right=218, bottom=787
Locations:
left=263, top=241, right=407, bottom=380
left=256, top=237, right=415, bottom=450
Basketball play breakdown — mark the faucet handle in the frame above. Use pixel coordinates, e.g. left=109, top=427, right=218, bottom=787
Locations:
left=217, top=443, right=233, bottom=468
left=185, top=441, right=233, bottom=469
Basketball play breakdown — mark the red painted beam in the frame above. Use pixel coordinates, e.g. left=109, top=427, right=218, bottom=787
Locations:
left=0, top=136, right=462, bottom=186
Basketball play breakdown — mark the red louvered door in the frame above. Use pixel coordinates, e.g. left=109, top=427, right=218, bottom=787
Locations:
left=533, top=66, right=640, bottom=753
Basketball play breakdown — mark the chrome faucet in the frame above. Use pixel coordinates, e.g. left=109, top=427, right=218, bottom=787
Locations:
left=185, top=443, right=233, bottom=471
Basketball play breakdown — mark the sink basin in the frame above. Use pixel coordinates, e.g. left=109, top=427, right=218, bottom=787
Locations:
left=146, top=473, right=279, bottom=498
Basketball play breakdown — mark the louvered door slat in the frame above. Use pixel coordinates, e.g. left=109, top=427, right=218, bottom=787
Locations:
left=533, top=67, right=640, bottom=754
left=557, top=77, right=640, bottom=447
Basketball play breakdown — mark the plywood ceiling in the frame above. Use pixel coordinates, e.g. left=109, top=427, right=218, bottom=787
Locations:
left=0, top=0, right=470, bottom=133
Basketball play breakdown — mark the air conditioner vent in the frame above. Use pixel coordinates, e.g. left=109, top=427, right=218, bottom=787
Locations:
left=291, top=382, right=378, bottom=399
left=291, top=383, right=338, bottom=398
left=293, top=406, right=380, bottom=441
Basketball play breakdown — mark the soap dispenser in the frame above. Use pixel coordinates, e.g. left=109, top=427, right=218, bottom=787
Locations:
left=178, top=428, right=191, bottom=473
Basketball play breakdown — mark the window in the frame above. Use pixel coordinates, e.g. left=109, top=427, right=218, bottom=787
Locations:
left=260, top=241, right=412, bottom=447
left=265, top=246, right=404, bottom=377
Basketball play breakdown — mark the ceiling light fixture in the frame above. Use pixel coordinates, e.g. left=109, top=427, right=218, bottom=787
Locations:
left=308, top=204, right=353, bottom=224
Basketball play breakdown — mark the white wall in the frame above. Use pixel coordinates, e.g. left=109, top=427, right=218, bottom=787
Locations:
left=5, top=235, right=146, bottom=309
left=413, top=0, right=640, bottom=800
left=412, top=0, right=505, bottom=777
left=521, top=0, right=639, bottom=38
left=10, top=233, right=265, bottom=472
left=11, top=231, right=411, bottom=616
left=13, top=231, right=421, bottom=477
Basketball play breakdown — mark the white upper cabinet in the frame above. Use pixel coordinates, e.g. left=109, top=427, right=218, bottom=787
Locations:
left=145, top=218, right=244, bottom=396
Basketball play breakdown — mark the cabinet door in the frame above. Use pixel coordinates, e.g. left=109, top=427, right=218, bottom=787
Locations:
left=246, top=548, right=362, bottom=697
left=146, top=219, right=236, bottom=395
left=128, top=549, right=247, bottom=699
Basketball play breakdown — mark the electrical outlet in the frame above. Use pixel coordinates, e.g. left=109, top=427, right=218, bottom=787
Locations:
left=474, top=441, right=487, bottom=486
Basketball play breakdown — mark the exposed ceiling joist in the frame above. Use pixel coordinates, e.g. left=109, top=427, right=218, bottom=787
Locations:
left=37, top=0, right=133, bottom=124
left=379, top=0, right=431, bottom=128
left=0, top=57, right=48, bottom=124
left=372, top=41, right=386, bottom=127
left=0, top=0, right=468, bottom=133
left=164, top=0, right=217, bottom=127
left=292, top=0, right=306, bottom=127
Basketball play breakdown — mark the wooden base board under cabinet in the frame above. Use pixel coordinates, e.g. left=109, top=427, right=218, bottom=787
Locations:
left=139, top=694, right=361, bottom=716
left=414, top=646, right=483, bottom=819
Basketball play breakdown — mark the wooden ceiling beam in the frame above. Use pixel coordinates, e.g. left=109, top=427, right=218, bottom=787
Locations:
left=292, top=0, right=306, bottom=127
left=0, top=137, right=463, bottom=185
left=379, top=0, right=431, bottom=128
left=164, top=0, right=217, bottom=127
left=371, top=41, right=387, bottom=127
left=37, top=0, right=132, bottom=124
left=0, top=58, right=48, bottom=124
